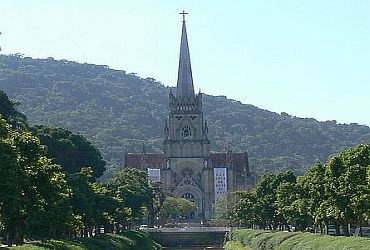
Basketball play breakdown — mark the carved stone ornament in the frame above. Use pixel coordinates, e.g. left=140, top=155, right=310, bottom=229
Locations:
left=178, top=173, right=197, bottom=187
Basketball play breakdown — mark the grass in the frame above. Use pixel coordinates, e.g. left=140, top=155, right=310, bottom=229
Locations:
left=227, top=229, right=370, bottom=250
left=224, top=241, right=252, bottom=250
left=279, top=232, right=370, bottom=250
left=2, top=231, right=161, bottom=250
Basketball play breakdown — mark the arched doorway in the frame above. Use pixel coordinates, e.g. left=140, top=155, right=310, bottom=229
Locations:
left=173, top=185, right=204, bottom=220
left=181, top=192, right=196, bottom=219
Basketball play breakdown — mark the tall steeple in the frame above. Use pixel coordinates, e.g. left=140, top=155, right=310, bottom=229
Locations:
left=176, top=11, right=195, bottom=99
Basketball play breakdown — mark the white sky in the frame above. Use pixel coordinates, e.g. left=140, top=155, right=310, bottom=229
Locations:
left=1, top=0, right=370, bottom=126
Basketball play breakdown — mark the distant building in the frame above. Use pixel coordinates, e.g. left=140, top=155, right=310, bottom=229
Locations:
left=124, top=14, right=256, bottom=220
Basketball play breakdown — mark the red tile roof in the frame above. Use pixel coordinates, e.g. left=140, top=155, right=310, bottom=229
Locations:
left=124, top=151, right=249, bottom=173
left=124, top=153, right=164, bottom=169
left=211, top=152, right=249, bottom=172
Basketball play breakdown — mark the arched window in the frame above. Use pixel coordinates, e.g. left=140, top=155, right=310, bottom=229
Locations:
left=181, top=125, right=192, bottom=139
left=182, top=192, right=195, bottom=201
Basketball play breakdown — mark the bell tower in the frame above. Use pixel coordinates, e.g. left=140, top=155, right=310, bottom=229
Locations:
left=162, top=12, right=212, bottom=219
left=124, top=11, right=255, bottom=222
left=164, top=12, right=210, bottom=159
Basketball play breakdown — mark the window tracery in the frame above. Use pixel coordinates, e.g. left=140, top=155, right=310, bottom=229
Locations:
left=181, top=125, right=192, bottom=139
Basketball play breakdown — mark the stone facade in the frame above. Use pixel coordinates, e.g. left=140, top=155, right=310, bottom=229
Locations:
left=123, top=17, right=256, bottom=220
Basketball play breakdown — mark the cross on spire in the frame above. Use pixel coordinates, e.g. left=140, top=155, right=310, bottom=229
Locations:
left=179, top=10, right=188, bottom=22
left=176, top=10, right=194, bottom=98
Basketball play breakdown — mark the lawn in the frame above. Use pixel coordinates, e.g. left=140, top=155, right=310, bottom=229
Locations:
left=226, top=229, right=370, bottom=250
left=2, top=231, right=160, bottom=250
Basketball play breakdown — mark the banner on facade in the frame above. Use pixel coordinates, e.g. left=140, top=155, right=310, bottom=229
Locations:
left=214, top=167, right=227, bottom=201
left=148, top=168, right=161, bottom=183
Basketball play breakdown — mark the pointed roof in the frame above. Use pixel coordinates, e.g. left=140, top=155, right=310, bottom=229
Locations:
left=176, top=16, right=195, bottom=99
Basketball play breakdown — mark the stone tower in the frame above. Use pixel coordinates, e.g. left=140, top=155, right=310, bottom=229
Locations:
left=162, top=15, right=212, bottom=219
left=123, top=13, right=256, bottom=221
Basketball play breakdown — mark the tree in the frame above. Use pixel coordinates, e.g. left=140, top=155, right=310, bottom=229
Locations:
left=254, top=171, right=296, bottom=230
left=23, top=157, right=73, bottom=241
left=338, top=144, right=370, bottom=236
left=298, top=162, right=327, bottom=232
left=232, top=144, right=370, bottom=236
left=276, top=181, right=311, bottom=231
left=68, top=167, right=100, bottom=237
left=0, top=90, right=28, bottom=130
left=31, top=125, right=106, bottom=178
left=0, top=116, right=72, bottom=246
left=107, top=168, right=152, bottom=229
left=160, top=196, right=197, bottom=223
left=233, top=190, right=258, bottom=228
left=67, top=167, right=117, bottom=237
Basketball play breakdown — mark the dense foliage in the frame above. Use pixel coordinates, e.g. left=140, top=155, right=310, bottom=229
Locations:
left=160, top=196, right=197, bottom=223
left=0, top=97, right=162, bottom=247
left=1, top=54, right=369, bottom=175
left=0, top=117, right=160, bottom=246
left=0, top=90, right=106, bottom=177
left=0, top=115, right=72, bottom=245
left=0, top=90, right=27, bottom=129
left=225, top=229, right=370, bottom=250
left=233, top=144, right=370, bottom=236
left=31, top=125, right=106, bottom=178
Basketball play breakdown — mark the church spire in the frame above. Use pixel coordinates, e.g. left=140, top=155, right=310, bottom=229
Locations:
left=176, top=11, right=195, bottom=99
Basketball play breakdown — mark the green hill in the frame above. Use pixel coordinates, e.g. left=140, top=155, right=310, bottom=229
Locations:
left=0, top=54, right=369, bottom=175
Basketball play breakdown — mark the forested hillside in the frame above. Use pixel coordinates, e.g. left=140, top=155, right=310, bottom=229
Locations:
left=0, top=54, right=369, bottom=175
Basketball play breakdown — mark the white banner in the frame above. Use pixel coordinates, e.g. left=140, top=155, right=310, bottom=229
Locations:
left=148, top=168, right=161, bottom=183
left=214, top=168, right=227, bottom=201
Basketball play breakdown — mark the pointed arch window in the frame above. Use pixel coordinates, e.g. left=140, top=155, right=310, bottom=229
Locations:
left=181, top=125, right=192, bottom=139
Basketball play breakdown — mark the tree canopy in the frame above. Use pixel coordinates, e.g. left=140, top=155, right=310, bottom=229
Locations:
left=0, top=113, right=164, bottom=246
left=0, top=90, right=27, bottom=129
left=31, top=125, right=106, bottom=178
left=0, top=115, right=72, bottom=245
left=160, top=196, right=197, bottom=223
left=234, top=143, right=370, bottom=236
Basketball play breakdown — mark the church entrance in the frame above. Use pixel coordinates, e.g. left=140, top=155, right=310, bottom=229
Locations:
left=174, top=185, right=204, bottom=221
left=181, top=192, right=196, bottom=219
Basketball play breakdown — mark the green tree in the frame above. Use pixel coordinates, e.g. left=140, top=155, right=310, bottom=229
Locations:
left=0, top=116, right=71, bottom=246
left=233, top=190, right=259, bottom=228
left=254, top=171, right=296, bottom=229
left=338, top=144, right=370, bottom=236
left=107, top=168, right=152, bottom=229
left=232, top=143, right=370, bottom=235
left=0, top=90, right=28, bottom=129
left=276, top=181, right=311, bottom=231
left=160, top=196, right=197, bottom=223
left=68, top=167, right=100, bottom=237
left=31, top=125, right=106, bottom=178
left=297, top=162, right=327, bottom=232
left=67, top=167, right=117, bottom=237
left=24, top=157, right=73, bottom=241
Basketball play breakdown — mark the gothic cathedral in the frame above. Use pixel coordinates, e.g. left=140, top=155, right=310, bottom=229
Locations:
left=124, top=15, right=256, bottom=220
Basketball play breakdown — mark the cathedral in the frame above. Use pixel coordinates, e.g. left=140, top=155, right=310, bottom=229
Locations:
left=124, top=14, right=256, bottom=220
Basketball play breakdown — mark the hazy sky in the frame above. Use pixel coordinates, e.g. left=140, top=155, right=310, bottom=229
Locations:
left=1, top=1, right=370, bottom=126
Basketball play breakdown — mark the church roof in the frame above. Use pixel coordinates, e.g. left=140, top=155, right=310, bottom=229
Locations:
left=124, top=153, right=165, bottom=169
left=176, top=18, right=195, bottom=99
left=210, top=152, right=249, bottom=172
left=123, top=152, right=248, bottom=173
